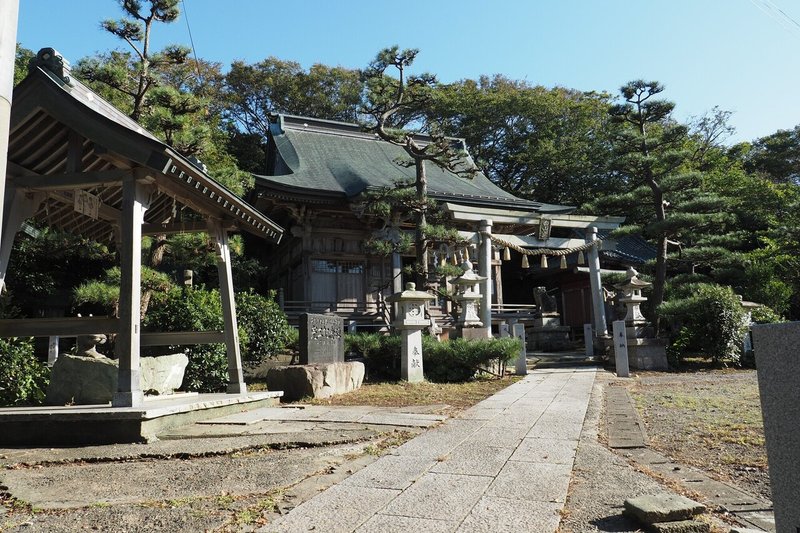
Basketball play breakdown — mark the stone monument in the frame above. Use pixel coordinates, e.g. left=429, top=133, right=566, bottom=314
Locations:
left=386, top=282, right=435, bottom=383
left=751, top=322, right=800, bottom=533
left=613, top=267, right=667, bottom=370
left=529, top=286, right=571, bottom=351
left=299, top=313, right=344, bottom=364
left=451, top=260, right=487, bottom=339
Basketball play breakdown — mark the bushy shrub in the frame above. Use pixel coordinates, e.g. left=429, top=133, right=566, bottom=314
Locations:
left=0, top=337, right=49, bottom=406
left=235, top=290, right=292, bottom=365
left=750, top=305, right=785, bottom=324
left=145, top=287, right=228, bottom=392
left=423, top=337, right=521, bottom=382
left=658, top=283, right=747, bottom=364
left=343, top=333, right=520, bottom=383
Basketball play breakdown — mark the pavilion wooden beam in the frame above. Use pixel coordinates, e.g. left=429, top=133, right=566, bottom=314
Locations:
left=139, top=330, right=224, bottom=347
left=141, top=220, right=236, bottom=236
left=208, top=217, right=246, bottom=394
left=0, top=317, right=120, bottom=337
left=113, top=178, right=149, bottom=408
left=12, top=168, right=129, bottom=191
left=48, top=190, right=122, bottom=223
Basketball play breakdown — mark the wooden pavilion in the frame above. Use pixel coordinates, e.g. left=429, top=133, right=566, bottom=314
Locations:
left=0, top=48, right=284, bottom=408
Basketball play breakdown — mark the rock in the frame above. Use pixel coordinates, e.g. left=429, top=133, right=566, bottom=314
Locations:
left=45, top=355, right=118, bottom=405
left=140, top=353, right=188, bottom=395
left=729, top=528, right=769, bottom=533
left=649, top=520, right=710, bottom=533
left=624, top=493, right=706, bottom=524
left=266, top=362, right=365, bottom=402
left=45, top=353, right=189, bottom=405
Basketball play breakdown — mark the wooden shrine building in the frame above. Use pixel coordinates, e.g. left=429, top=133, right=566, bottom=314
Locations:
left=252, top=115, right=624, bottom=337
left=0, top=49, right=284, bottom=408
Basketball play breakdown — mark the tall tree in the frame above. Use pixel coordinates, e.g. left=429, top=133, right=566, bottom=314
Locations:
left=743, top=125, right=800, bottom=185
left=361, top=46, right=470, bottom=287
left=224, top=58, right=364, bottom=172
left=431, top=76, right=617, bottom=206
left=597, top=81, right=688, bottom=320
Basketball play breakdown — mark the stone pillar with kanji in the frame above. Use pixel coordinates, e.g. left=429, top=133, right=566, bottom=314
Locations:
left=386, top=282, right=435, bottom=383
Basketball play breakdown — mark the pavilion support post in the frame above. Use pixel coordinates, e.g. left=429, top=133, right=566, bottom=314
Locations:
left=113, top=179, right=149, bottom=408
left=479, top=219, right=493, bottom=337
left=391, top=251, right=402, bottom=321
left=0, top=0, right=19, bottom=295
left=208, top=218, right=246, bottom=394
left=0, top=187, right=45, bottom=290
left=586, top=226, right=608, bottom=337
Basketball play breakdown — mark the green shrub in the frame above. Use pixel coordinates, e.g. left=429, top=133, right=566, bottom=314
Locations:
left=658, top=283, right=747, bottom=364
left=235, top=290, right=292, bottom=365
left=343, top=333, right=520, bottom=383
left=0, top=337, right=49, bottom=406
left=423, top=337, right=521, bottom=382
left=145, top=287, right=228, bottom=392
left=750, top=305, right=785, bottom=324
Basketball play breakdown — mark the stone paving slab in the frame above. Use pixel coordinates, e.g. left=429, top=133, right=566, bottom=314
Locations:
left=456, top=496, right=562, bottom=533
left=264, top=484, right=401, bottom=533
left=355, top=514, right=458, bottom=533
left=264, top=367, right=596, bottom=532
left=340, top=455, right=437, bottom=490
left=486, top=461, right=573, bottom=503
left=379, top=472, right=493, bottom=521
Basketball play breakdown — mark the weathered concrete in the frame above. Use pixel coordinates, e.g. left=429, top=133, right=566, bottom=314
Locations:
left=649, top=520, right=710, bottom=533
left=623, top=493, right=706, bottom=524
left=266, top=361, right=365, bottom=401
left=140, top=353, right=188, bottom=395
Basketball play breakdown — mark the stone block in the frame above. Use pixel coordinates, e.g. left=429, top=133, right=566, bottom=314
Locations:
left=459, top=327, right=490, bottom=340
left=140, top=353, right=188, bottom=395
left=45, top=355, right=118, bottom=405
left=266, top=361, right=365, bottom=401
left=623, top=493, right=705, bottom=524
left=628, top=338, right=669, bottom=370
left=648, top=520, right=709, bottom=533
left=46, top=353, right=190, bottom=405
left=752, top=322, right=800, bottom=533
left=299, top=313, right=344, bottom=364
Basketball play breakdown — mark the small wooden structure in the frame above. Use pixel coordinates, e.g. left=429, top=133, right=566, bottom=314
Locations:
left=1, top=49, right=284, bottom=407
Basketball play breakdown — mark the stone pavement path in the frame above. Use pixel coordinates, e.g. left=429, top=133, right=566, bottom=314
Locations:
left=263, top=366, right=597, bottom=533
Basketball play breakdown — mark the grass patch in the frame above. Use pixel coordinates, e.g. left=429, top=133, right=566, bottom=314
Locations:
left=630, top=370, right=769, bottom=499
left=306, top=375, right=521, bottom=413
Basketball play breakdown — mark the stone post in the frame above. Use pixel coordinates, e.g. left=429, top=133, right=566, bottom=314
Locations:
left=586, top=227, right=608, bottom=336
left=584, top=324, right=594, bottom=357
left=612, top=320, right=629, bottom=378
left=386, top=283, right=434, bottom=383
left=478, top=219, right=493, bottom=337
left=752, top=322, right=800, bottom=532
left=0, top=0, right=19, bottom=294
left=499, top=322, right=510, bottom=338
left=48, top=336, right=59, bottom=365
left=513, top=323, right=527, bottom=376
left=401, top=328, right=424, bottom=383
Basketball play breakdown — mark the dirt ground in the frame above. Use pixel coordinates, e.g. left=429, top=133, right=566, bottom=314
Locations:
left=630, top=369, right=770, bottom=501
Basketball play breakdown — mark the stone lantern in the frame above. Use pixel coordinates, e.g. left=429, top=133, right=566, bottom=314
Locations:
left=386, top=282, right=435, bottom=383
left=614, top=267, right=651, bottom=337
left=451, top=260, right=487, bottom=329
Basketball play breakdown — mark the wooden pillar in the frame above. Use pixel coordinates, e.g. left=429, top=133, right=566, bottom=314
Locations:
left=586, top=226, right=608, bottom=337
left=0, top=187, right=45, bottom=291
left=208, top=218, right=246, bottom=394
left=479, top=219, right=492, bottom=335
left=113, top=179, right=149, bottom=407
left=0, top=0, right=19, bottom=295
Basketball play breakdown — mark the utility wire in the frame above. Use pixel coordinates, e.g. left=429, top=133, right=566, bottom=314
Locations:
left=748, top=0, right=800, bottom=36
left=181, top=0, right=202, bottom=80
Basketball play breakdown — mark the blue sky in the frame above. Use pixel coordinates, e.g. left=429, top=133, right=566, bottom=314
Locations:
left=16, top=0, right=800, bottom=143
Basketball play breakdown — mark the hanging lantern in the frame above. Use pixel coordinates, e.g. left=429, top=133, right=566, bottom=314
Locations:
left=493, top=249, right=500, bottom=262
left=540, top=254, right=548, bottom=268
left=503, top=246, right=511, bottom=261
left=578, top=250, right=585, bottom=265
left=521, top=254, right=529, bottom=268
left=560, top=255, right=567, bottom=269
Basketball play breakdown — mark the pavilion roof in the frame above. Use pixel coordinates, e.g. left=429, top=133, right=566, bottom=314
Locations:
left=8, top=50, right=283, bottom=244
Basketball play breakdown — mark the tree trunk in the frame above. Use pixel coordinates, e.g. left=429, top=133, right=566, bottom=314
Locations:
left=650, top=183, right=667, bottom=335
left=415, top=159, right=428, bottom=288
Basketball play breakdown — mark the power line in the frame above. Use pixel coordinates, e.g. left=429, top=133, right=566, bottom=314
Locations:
left=748, top=0, right=800, bottom=37
left=180, top=0, right=202, bottom=79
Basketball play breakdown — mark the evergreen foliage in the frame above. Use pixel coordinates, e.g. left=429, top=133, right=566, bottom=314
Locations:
left=0, top=338, right=49, bottom=406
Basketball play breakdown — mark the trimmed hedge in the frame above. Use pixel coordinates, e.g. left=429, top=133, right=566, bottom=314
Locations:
left=345, top=333, right=521, bottom=382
